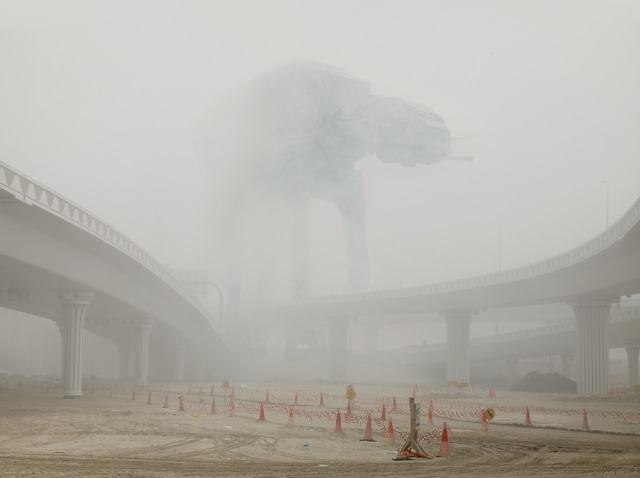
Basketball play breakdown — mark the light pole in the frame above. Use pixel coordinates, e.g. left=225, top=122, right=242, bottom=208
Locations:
left=602, top=181, right=609, bottom=230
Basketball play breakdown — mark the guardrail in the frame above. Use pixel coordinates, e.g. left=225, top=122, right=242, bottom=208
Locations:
left=284, top=193, right=640, bottom=306
left=0, top=160, right=212, bottom=324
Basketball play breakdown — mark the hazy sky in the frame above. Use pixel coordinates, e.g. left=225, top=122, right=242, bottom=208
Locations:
left=2, top=0, right=639, bottom=301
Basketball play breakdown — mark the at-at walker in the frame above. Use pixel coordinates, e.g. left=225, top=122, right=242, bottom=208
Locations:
left=199, top=60, right=469, bottom=314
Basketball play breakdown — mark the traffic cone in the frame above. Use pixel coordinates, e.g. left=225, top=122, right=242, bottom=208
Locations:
left=386, top=419, right=395, bottom=445
left=178, top=396, right=185, bottom=411
left=360, top=413, right=375, bottom=441
left=258, top=402, right=266, bottom=421
left=380, top=403, right=386, bottom=421
left=319, top=393, right=325, bottom=406
left=147, top=390, right=152, bottom=405
left=131, top=389, right=136, bottom=401
left=582, top=409, right=589, bottom=431
left=481, top=410, right=489, bottom=432
left=392, top=396, right=397, bottom=412
left=334, top=410, right=342, bottom=433
left=288, top=407, right=294, bottom=426
left=346, top=400, right=353, bottom=419
left=210, top=397, right=217, bottom=414
left=162, top=394, right=169, bottom=408
left=437, top=422, right=450, bottom=457
left=294, top=393, right=298, bottom=404
left=524, top=406, right=532, bottom=426
left=428, top=400, right=434, bottom=426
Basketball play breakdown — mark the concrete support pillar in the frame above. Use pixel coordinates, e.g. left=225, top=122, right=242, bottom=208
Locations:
left=172, top=342, right=187, bottom=382
left=443, top=310, right=475, bottom=387
left=625, top=343, right=640, bottom=389
left=58, top=290, right=93, bottom=398
left=570, top=297, right=616, bottom=395
left=560, top=351, right=574, bottom=379
left=326, top=317, right=349, bottom=382
left=134, top=319, right=154, bottom=387
left=506, top=358, right=519, bottom=387
left=117, top=344, right=132, bottom=381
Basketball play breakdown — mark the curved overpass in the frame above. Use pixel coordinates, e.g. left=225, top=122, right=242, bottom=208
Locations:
left=0, top=160, right=225, bottom=396
left=246, top=194, right=640, bottom=394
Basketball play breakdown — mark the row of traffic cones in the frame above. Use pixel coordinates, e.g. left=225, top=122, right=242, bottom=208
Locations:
left=130, top=389, right=590, bottom=434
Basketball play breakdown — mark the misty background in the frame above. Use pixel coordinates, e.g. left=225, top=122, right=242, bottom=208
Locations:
left=1, top=1, right=639, bottom=378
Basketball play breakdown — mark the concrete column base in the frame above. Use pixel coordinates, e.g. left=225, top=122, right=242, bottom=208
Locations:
left=135, top=319, right=154, bottom=387
left=443, top=310, right=475, bottom=386
left=625, top=344, right=639, bottom=389
left=570, top=297, right=616, bottom=395
left=59, top=290, right=93, bottom=398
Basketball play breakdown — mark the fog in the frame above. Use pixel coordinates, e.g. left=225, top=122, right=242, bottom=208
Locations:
left=1, top=1, right=639, bottom=381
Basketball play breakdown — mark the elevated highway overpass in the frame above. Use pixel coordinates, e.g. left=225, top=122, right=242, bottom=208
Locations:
left=0, top=160, right=225, bottom=397
left=244, top=193, right=640, bottom=394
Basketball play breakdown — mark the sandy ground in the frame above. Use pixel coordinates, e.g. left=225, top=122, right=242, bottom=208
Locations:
left=0, top=380, right=639, bottom=477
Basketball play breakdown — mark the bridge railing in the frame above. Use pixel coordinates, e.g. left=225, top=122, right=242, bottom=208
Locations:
left=0, top=160, right=212, bottom=324
left=290, top=193, right=640, bottom=305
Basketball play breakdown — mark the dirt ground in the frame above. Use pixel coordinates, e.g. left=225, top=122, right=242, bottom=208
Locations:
left=0, top=380, right=639, bottom=477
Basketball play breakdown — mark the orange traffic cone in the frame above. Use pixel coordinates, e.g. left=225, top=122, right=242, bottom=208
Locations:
left=481, top=410, right=489, bottom=432
left=162, top=394, right=169, bottom=408
left=319, top=393, right=325, bottom=406
left=131, top=389, right=136, bottom=401
left=346, top=400, right=353, bottom=419
left=258, top=402, right=266, bottom=421
left=428, top=400, right=434, bottom=426
left=386, top=419, right=395, bottom=445
left=334, top=410, right=342, bottom=433
left=360, top=413, right=375, bottom=441
left=381, top=403, right=386, bottom=421
left=437, top=422, right=450, bottom=457
left=147, top=390, right=152, bottom=405
left=582, top=409, right=589, bottom=431
left=524, top=406, right=532, bottom=426
left=288, top=407, right=294, bottom=426
left=392, top=396, right=397, bottom=412
left=178, top=396, right=185, bottom=411
left=211, top=397, right=218, bottom=414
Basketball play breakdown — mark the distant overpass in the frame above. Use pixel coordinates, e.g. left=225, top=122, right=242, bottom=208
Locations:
left=244, top=194, right=640, bottom=394
left=0, top=160, right=225, bottom=397
left=404, top=305, right=640, bottom=387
